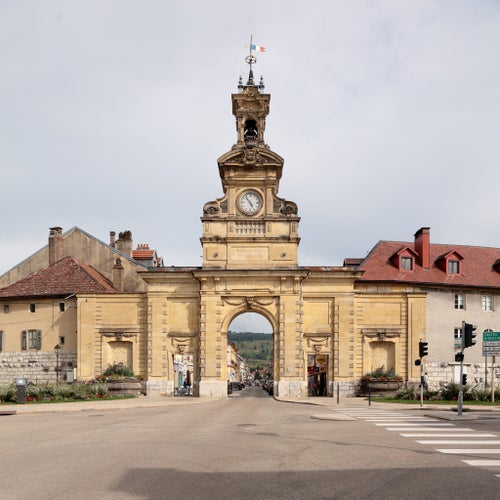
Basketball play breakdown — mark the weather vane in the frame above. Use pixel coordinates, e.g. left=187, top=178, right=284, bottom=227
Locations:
left=240, top=35, right=266, bottom=89
left=246, top=35, right=266, bottom=64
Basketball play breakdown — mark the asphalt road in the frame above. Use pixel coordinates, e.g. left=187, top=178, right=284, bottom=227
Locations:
left=1, top=388, right=499, bottom=499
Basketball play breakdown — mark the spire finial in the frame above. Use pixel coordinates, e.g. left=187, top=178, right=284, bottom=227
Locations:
left=245, top=34, right=257, bottom=85
left=240, top=34, right=266, bottom=89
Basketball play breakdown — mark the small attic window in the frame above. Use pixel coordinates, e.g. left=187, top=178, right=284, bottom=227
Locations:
left=448, top=260, right=460, bottom=274
left=401, top=257, right=413, bottom=270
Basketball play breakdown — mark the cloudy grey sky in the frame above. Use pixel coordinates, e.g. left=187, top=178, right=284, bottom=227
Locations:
left=2, top=1, right=500, bottom=330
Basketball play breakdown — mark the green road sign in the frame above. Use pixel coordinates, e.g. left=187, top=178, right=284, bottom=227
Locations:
left=483, top=331, right=500, bottom=342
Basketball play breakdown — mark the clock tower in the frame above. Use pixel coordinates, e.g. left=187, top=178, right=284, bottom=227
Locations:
left=201, top=67, right=300, bottom=269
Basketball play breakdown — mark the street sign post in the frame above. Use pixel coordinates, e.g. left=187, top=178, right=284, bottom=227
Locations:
left=482, top=331, right=499, bottom=403
left=483, top=331, right=500, bottom=342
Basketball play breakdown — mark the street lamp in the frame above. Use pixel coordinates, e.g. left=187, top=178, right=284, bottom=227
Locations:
left=54, top=344, right=61, bottom=385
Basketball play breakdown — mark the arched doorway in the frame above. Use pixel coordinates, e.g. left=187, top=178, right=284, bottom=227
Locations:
left=227, top=312, right=274, bottom=392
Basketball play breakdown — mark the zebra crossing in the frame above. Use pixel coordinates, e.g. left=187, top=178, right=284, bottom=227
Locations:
left=335, top=407, right=500, bottom=478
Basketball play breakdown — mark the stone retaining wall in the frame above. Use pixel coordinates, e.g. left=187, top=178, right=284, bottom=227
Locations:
left=426, top=361, right=500, bottom=391
left=0, top=352, right=77, bottom=385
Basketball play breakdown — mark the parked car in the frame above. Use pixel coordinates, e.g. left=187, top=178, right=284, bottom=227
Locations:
left=262, top=379, right=274, bottom=395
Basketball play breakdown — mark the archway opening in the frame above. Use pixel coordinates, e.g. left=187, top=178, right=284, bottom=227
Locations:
left=227, top=312, right=273, bottom=393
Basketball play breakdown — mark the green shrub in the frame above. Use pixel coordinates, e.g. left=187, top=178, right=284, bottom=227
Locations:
left=362, top=366, right=403, bottom=382
left=394, top=384, right=418, bottom=400
left=0, top=383, right=16, bottom=403
left=439, top=382, right=460, bottom=401
left=102, top=362, right=135, bottom=379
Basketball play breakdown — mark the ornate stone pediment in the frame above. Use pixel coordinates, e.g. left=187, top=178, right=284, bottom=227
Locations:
left=305, top=335, right=330, bottom=353
left=168, top=332, right=196, bottom=354
left=217, top=147, right=284, bottom=168
left=99, top=328, right=139, bottom=341
left=361, top=328, right=401, bottom=341
left=222, top=296, right=278, bottom=309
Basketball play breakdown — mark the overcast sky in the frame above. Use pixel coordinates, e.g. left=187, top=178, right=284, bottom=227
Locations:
left=2, top=1, right=500, bottom=332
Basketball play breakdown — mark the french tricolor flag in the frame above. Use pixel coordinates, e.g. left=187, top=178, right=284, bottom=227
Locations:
left=250, top=44, right=266, bottom=53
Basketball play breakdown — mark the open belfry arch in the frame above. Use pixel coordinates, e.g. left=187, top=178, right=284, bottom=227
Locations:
left=76, top=53, right=425, bottom=397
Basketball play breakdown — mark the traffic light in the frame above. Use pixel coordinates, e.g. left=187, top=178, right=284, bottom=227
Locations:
left=464, top=323, right=477, bottom=348
left=419, top=341, right=429, bottom=358
left=455, top=352, right=464, bottom=362
left=462, top=373, right=467, bottom=385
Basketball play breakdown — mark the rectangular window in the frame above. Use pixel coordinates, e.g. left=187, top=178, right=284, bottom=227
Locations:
left=482, top=294, right=494, bottom=311
left=59, top=336, right=65, bottom=346
left=448, top=260, right=459, bottom=274
left=401, top=257, right=413, bottom=270
left=0, top=331, right=3, bottom=351
left=454, top=327, right=462, bottom=348
left=59, top=302, right=65, bottom=312
left=29, top=303, right=36, bottom=313
left=21, top=330, right=41, bottom=350
left=454, top=294, right=465, bottom=310
left=3, top=305, right=9, bottom=314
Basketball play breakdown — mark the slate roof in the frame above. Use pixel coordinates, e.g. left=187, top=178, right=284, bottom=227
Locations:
left=358, top=241, right=500, bottom=289
left=0, top=256, right=117, bottom=298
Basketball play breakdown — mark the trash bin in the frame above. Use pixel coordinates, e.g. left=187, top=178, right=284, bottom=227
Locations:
left=15, top=378, right=27, bottom=404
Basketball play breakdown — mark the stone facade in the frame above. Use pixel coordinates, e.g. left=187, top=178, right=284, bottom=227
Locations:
left=0, top=351, right=77, bottom=385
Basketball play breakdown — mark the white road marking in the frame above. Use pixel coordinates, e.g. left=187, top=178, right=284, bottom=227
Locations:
left=365, top=417, right=436, bottom=421
left=437, top=449, right=500, bottom=454
left=417, top=440, right=500, bottom=445
left=386, top=427, right=473, bottom=431
left=462, top=460, right=500, bottom=467
left=376, top=422, right=454, bottom=426
left=402, top=433, right=496, bottom=437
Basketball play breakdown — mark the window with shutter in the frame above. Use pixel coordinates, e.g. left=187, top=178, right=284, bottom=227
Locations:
left=21, top=330, right=27, bottom=350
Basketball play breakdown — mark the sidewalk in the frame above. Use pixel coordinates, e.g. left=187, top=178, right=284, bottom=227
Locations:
left=0, top=395, right=216, bottom=415
left=275, top=395, right=500, bottom=414
left=2, top=394, right=499, bottom=416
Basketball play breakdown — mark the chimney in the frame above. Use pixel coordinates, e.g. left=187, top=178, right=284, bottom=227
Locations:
left=115, top=230, right=133, bottom=257
left=414, top=227, right=431, bottom=269
left=112, top=257, right=124, bottom=292
left=110, top=231, right=116, bottom=248
left=48, top=227, right=64, bottom=265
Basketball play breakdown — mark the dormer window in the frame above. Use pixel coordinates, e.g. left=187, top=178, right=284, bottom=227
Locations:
left=401, top=257, right=413, bottom=270
left=390, top=247, right=417, bottom=271
left=436, top=250, right=463, bottom=274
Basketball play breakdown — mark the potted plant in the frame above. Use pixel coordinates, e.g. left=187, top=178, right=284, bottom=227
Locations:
left=360, top=367, right=403, bottom=395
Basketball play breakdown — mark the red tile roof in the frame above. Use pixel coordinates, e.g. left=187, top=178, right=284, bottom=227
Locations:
left=0, top=256, right=117, bottom=298
left=359, top=241, right=500, bottom=288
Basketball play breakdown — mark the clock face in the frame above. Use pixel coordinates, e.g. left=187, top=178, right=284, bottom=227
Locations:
left=238, top=190, right=262, bottom=215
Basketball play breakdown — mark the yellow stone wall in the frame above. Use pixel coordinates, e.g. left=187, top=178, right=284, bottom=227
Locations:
left=76, top=294, right=146, bottom=380
left=0, top=297, right=77, bottom=352
left=72, top=271, right=427, bottom=397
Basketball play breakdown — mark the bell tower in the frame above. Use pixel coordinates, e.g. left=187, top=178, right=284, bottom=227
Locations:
left=201, top=56, right=300, bottom=269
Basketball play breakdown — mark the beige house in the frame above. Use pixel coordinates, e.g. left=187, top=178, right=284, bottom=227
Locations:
left=0, top=228, right=159, bottom=384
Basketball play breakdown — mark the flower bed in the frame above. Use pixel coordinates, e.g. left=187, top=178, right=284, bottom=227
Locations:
left=359, top=367, right=403, bottom=396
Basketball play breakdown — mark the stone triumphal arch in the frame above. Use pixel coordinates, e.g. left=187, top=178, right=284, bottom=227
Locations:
left=76, top=62, right=424, bottom=397
left=136, top=66, right=362, bottom=398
